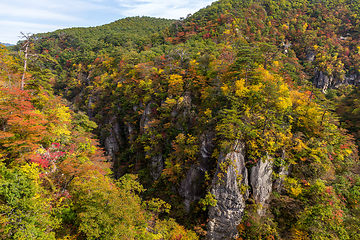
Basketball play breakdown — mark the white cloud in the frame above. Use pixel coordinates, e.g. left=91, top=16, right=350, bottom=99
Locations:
left=116, top=0, right=216, bottom=19
left=0, top=20, right=63, bottom=29
left=0, top=3, right=80, bottom=22
left=5, top=0, right=109, bottom=11
left=0, top=0, right=119, bottom=43
left=0, top=0, right=118, bottom=23
left=0, top=21, right=65, bottom=44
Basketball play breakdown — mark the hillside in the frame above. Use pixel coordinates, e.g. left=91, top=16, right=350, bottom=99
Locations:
left=34, top=16, right=173, bottom=50
left=3, top=0, right=360, bottom=239
left=0, top=42, right=14, bottom=47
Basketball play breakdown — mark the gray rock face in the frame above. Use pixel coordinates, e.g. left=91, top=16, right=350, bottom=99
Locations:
left=273, top=164, right=291, bottom=194
left=313, top=70, right=333, bottom=93
left=344, top=74, right=359, bottom=86
left=87, top=96, right=93, bottom=118
left=250, top=155, right=273, bottom=216
left=179, top=165, right=206, bottom=212
left=150, top=154, right=163, bottom=181
left=306, top=50, right=315, bottom=62
left=127, top=123, right=134, bottom=142
left=140, top=102, right=152, bottom=131
left=313, top=70, right=360, bottom=92
left=200, top=132, right=214, bottom=160
left=273, top=149, right=291, bottom=193
left=178, top=92, right=192, bottom=117
left=104, top=118, right=120, bottom=160
left=179, top=132, right=214, bottom=213
left=140, top=103, right=164, bottom=180
left=207, top=141, right=248, bottom=240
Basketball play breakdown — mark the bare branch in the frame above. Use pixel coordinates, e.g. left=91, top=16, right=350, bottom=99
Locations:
left=19, top=32, right=35, bottom=90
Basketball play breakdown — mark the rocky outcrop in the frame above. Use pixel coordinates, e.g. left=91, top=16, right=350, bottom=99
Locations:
left=313, top=70, right=333, bottom=93
left=313, top=70, right=360, bottom=92
left=127, top=123, right=134, bottom=141
left=199, top=132, right=214, bottom=161
left=140, top=102, right=152, bottom=131
left=207, top=141, right=248, bottom=240
left=87, top=96, right=94, bottom=118
left=250, top=155, right=273, bottom=216
left=179, top=132, right=215, bottom=212
left=150, top=154, right=163, bottom=181
left=306, top=50, right=315, bottom=62
left=344, top=74, right=359, bottom=86
left=104, top=118, right=120, bottom=160
left=273, top=164, right=291, bottom=194
left=306, top=45, right=360, bottom=90
left=179, top=165, right=207, bottom=212
left=140, top=102, right=164, bottom=180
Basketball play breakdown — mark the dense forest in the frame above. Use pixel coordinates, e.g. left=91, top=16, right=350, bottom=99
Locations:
left=2, top=0, right=360, bottom=239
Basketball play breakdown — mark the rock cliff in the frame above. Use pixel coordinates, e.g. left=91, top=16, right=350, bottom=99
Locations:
left=207, top=141, right=248, bottom=240
left=206, top=143, right=293, bottom=238
left=179, top=132, right=215, bottom=213
left=250, top=155, right=273, bottom=216
left=313, top=70, right=360, bottom=93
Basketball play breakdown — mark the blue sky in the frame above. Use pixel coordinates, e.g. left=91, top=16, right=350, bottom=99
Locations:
left=0, top=0, right=217, bottom=44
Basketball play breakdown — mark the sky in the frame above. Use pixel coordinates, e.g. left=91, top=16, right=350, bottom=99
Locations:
left=0, top=0, right=217, bottom=45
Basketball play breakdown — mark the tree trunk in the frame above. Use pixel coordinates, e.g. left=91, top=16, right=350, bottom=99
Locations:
left=21, top=43, right=28, bottom=90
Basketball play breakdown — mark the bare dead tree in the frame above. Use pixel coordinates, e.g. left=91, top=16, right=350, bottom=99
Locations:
left=173, top=46, right=188, bottom=68
left=19, top=32, right=33, bottom=90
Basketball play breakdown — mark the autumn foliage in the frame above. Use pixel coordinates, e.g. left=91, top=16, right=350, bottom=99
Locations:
left=3, top=0, right=360, bottom=238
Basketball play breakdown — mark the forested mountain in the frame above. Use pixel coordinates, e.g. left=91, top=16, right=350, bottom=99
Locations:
left=2, top=0, right=360, bottom=239
left=0, top=43, right=13, bottom=47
